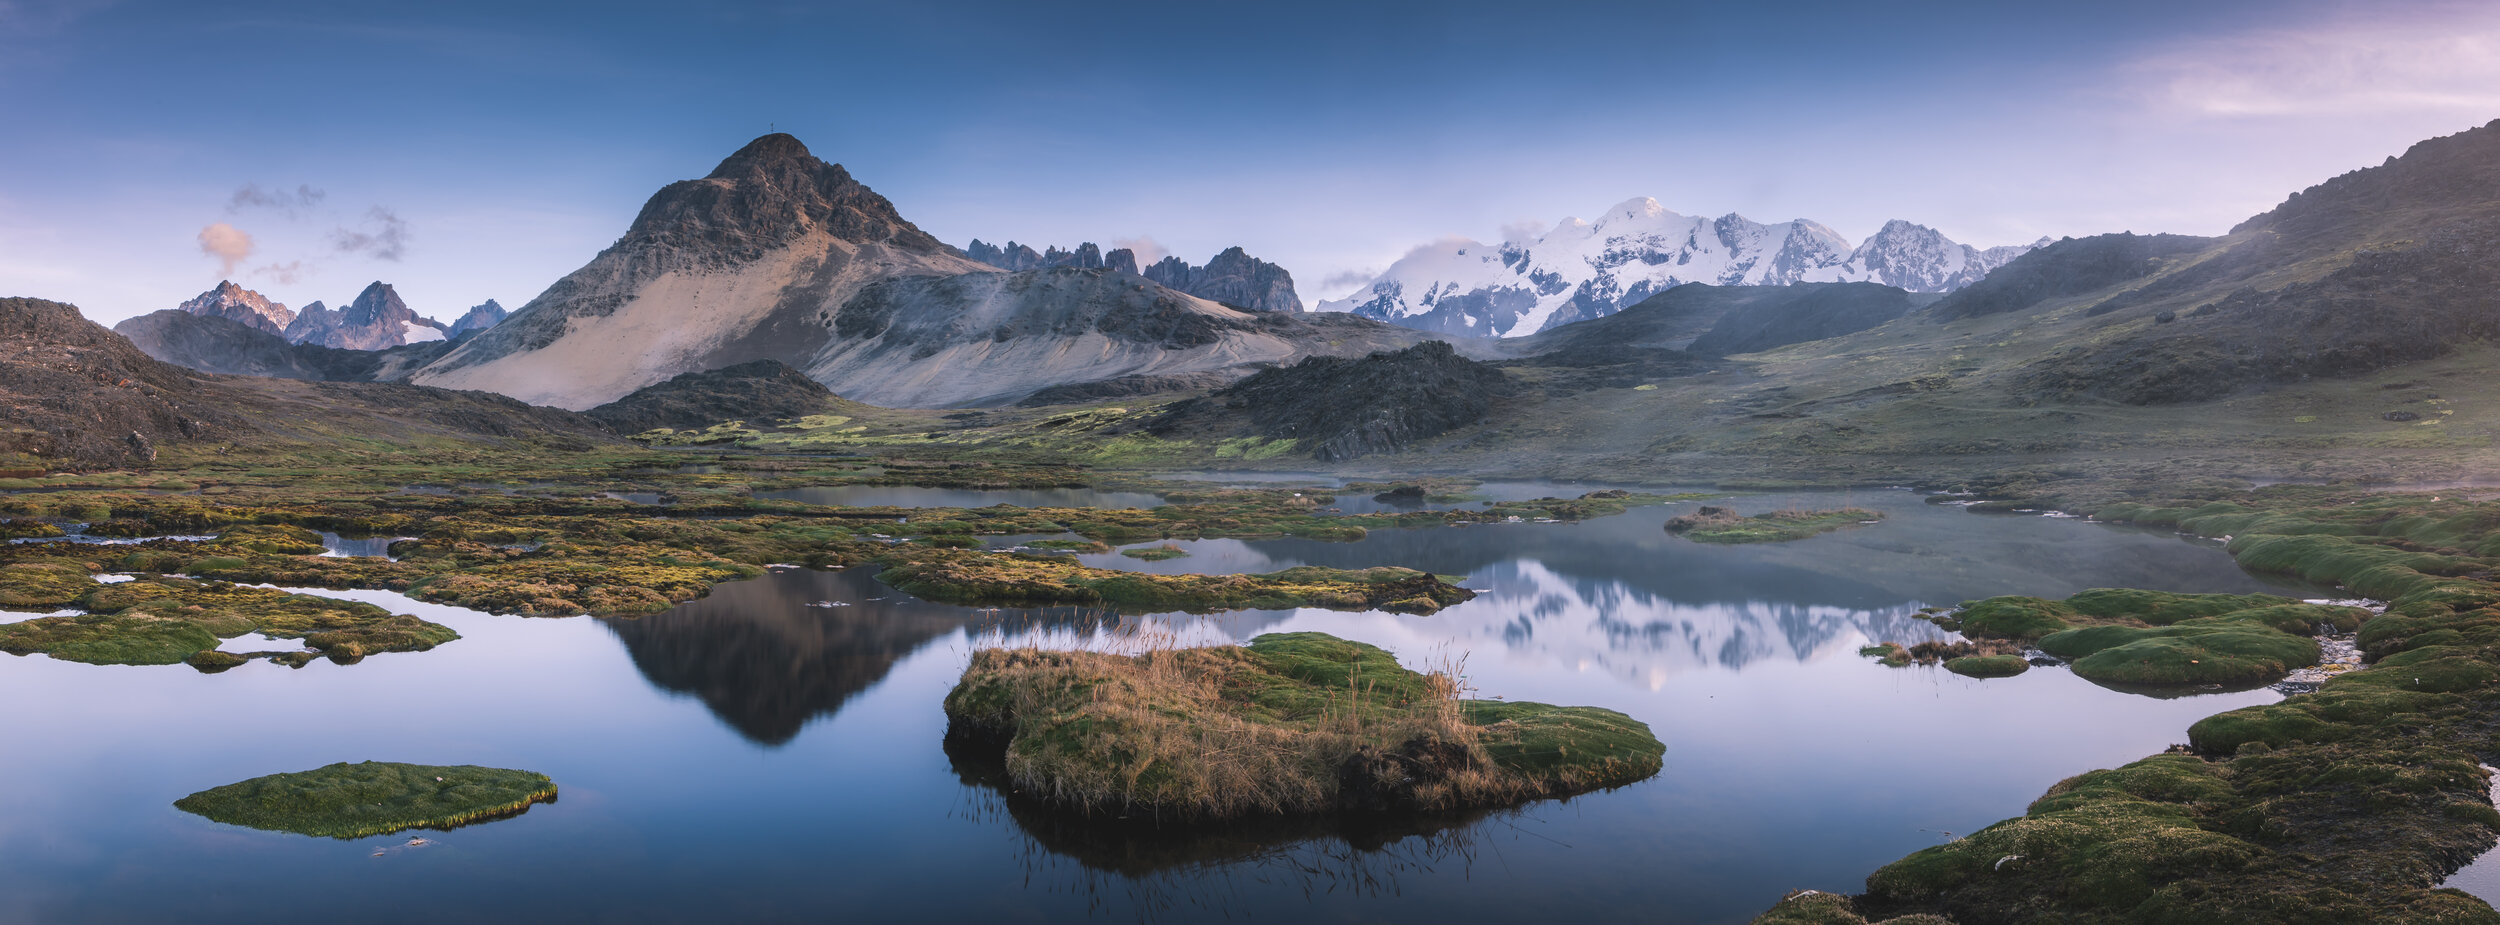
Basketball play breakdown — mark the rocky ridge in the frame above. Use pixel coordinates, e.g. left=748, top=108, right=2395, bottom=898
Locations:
left=965, top=239, right=1303, bottom=312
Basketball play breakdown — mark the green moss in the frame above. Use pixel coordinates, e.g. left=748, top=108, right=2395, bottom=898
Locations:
left=1860, top=642, right=1912, bottom=667
left=2067, top=629, right=2317, bottom=686
left=1944, top=654, right=2030, bottom=678
left=0, top=612, right=220, bottom=665
left=1951, top=596, right=2075, bottom=640
left=174, top=761, right=557, bottom=838
left=1120, top=544, right=1190, bottom=561
left=209, top=524, right=329, bottom=555
left=0, top=561, right=97, bottom=607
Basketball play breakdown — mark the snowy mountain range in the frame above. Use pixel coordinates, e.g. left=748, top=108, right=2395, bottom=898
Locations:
left=1317, top=198, right=2047, bottom=337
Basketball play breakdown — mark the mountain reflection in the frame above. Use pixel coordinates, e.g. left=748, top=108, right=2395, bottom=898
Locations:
left=601, top=569, right=966, bottom=744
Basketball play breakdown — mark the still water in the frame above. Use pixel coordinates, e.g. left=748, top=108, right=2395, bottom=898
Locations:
left=0, top=489, right=2334, bottom=924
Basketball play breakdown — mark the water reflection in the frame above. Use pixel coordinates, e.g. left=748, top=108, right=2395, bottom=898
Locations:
left=948, top=729, right=1504, bottom=918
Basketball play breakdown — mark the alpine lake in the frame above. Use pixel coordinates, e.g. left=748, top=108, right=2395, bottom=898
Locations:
left=3, top=480, right=2449, bottom=924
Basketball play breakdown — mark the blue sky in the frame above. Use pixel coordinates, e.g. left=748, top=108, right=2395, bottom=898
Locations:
left=5, top=0, right=2498, bottom=324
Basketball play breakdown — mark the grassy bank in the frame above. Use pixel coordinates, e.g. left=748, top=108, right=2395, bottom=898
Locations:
left=1759, top=487, right=2500, bottom=924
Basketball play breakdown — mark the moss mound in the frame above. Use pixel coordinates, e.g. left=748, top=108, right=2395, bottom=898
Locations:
left=943, top=632, right=1663, bottom=820
left=175, top=761, right=557, bottom=838
left=1944, top=654, right=2030, bottom=678
left=1665, top=505, right=1881, bottom=543
left=1119, top=544, right=1190, bottom=561
left=0, top=561, right=96, bottom=607
left=1945, top=590, right=2364, bottom=688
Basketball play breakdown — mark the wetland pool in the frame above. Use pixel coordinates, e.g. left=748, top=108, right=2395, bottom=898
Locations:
left=0, top=489, right=2365, bottom=924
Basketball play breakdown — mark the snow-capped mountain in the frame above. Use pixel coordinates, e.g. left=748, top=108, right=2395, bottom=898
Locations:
left=1317, top=198, right=2046, bottom=337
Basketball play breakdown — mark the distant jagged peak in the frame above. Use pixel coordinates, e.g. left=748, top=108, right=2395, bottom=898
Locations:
left=962, top=239, right=1302, bottom=312
left=176, top=279, right=294, bottom=335
left=283, top=280, right=449, bottom=350
left=448, top=299, right=508, bottom=337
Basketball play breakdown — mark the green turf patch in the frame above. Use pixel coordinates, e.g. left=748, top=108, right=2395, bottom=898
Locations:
left=175, top=761, right=557, bottom=838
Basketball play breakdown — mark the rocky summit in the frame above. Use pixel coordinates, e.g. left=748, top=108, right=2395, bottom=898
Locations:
left=174, top=280, right=295, bottom=335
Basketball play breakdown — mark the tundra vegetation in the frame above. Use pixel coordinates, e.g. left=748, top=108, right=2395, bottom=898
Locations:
left=942, top=632, right=1664, bottom=819
left=175, top=761, right=558, bottom=838
left=0, top=450, right=1675, bottom=666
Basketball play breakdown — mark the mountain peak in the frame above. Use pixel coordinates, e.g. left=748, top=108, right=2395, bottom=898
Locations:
left=176, top=279, right=293, bottom=335
left=706, top=133, right=817, bottom=179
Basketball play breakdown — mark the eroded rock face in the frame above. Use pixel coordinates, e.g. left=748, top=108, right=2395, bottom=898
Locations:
left=175, top=280, right=294, bottom=335
left=1142, top=246, right=1302, bottom=313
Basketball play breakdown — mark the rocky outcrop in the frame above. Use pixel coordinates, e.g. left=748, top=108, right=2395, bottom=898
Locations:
left=583, top=359, right=844, bottom=434
left=1142, top=247, right=1301, bottom=312
left=284, top=282, right=449, bottom=350
left=0, top=297, right=231, bottom=467
left=966, top=240, right=1303, bottom=312
left=1149, top=341, right=1510, bottom=461
left=447, top=300, right=507, bottom=337
left=175, top=281, right=295, bottom=335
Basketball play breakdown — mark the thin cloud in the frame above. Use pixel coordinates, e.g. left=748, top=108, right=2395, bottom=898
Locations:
left=252, top=260, right=310, bottom=285
left=331, top=206, right=409, bottom=261
left=1111, top=235, right=1170, bottom=266
left=2133, top=8, right=2500, bottom=117
left=227, top=183, right=327, bottom=217
left=197, top=222, right=253, bottom=275
left=1499, top=219, right=1548, bottom=245
left=1319, top=268, right=1380, bottom=291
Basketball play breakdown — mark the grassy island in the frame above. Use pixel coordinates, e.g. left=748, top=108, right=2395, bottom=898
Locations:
left=175, top=761, right=557, bottom=838
left=943, top=632, right=1663, bottom=820
left=1665, top=505, right=1881, bottom=543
